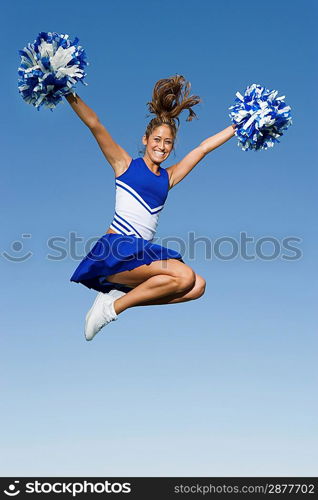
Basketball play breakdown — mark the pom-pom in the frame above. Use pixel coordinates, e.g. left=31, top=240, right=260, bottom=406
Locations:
left=18, top=32, right=88, bottom=110
left=229, top=84, right=292, bottom=151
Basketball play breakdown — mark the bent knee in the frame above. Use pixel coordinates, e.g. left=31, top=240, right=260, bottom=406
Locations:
left=175, top=267, right=196, bottom=293
left=196, top=276, right=207, bottom=298
left=191, top=275, right=206, bottom=300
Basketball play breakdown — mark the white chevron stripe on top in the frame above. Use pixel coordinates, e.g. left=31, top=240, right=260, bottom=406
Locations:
left=116, top=179, right=164, bottom=213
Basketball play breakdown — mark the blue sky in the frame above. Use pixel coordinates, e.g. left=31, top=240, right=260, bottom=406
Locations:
left=1, top=0, right=317, bottom=476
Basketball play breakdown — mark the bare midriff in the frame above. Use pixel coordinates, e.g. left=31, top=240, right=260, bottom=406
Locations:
left=105, top=227, right=119, bottom=235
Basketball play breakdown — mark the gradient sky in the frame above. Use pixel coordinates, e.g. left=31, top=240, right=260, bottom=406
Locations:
left=1, top=0, right=317, bottom=476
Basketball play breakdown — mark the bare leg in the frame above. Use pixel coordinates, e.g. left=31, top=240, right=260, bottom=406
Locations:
left=112, top=274, right=191, bottom=314
left=105, top=259, right=205, bottom=315
left=122, top=273, right=206, bottom=307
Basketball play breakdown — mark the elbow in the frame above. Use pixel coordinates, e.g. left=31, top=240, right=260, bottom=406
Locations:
left=198, top=142, right=209, bottom=156
left=87, top=117, right=100, bottom=131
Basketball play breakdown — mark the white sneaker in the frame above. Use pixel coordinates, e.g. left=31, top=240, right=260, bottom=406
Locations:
left=85, top=292, right=119, bottom=341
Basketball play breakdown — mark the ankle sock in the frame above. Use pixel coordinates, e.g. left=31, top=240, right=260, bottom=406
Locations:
left=110, top=299, right=118, bottom=320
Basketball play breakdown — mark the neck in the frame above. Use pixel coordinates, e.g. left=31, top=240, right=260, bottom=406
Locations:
left=143, top=154, right=161, bottom=172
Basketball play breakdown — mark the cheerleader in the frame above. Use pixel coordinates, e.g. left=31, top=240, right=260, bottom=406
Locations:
left=18, top=34, right=292, bottom=341
left=66, top=76, right=237, bottom=340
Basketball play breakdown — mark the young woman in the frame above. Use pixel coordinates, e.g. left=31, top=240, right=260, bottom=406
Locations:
left=67, top=75, right=236, bottom=340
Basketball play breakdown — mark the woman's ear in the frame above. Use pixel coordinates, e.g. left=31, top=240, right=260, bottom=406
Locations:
left=142, top=135, right=147, bottom=146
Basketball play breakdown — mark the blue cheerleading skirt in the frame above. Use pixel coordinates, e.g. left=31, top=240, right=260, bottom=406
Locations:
left=70, top=233, right=184, bottom=294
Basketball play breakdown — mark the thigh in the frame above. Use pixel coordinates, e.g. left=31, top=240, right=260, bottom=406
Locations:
left=106, top=259, right=195, bottom=288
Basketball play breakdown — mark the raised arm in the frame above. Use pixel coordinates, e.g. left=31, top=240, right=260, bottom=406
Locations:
left=65, top=93, right=131, bottom=174
left=166, top=124, right=236, bottom=189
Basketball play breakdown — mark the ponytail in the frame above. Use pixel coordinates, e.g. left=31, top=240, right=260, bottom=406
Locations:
left=145, top=75, right=201, bottom=141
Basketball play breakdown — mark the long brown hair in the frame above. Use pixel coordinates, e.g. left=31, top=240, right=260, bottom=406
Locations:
left=144, top=75, right=201, bottom=142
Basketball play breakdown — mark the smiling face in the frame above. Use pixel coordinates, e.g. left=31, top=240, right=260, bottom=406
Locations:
left=142, top=125, right=174, bottom=165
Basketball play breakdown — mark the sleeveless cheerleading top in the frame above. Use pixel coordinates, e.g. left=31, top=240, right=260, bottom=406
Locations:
left=109, top=157, right=169, bottom=241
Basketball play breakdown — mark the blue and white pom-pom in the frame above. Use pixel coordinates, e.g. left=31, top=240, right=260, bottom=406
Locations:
left=229, top=84, right=292, bottom=151
left=18, top=32, right=88, bottom=110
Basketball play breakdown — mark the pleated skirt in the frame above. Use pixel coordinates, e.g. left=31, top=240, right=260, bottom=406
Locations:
left=70, top=233, right=184, bottom=294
